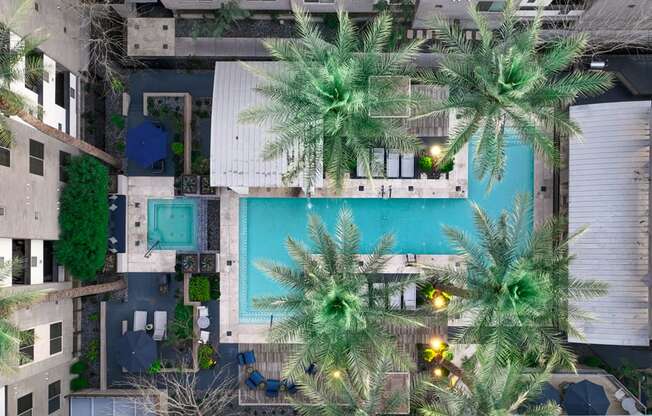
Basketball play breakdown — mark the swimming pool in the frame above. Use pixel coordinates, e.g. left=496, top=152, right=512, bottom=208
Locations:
left=239, top=139, right=534, bottom=322
left=147, top=199, right=198, bottom=251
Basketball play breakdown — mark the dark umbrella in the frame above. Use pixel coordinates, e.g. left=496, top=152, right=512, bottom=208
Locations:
left=531, top=382, right=561, bottom=406
left=116, top=330, right=157, bottom=372
left=563, top=380, right=610, bottom=415
left=126, top=121, right=169, bottom=168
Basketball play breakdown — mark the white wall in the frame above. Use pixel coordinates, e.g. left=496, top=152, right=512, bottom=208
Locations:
left=68, top=73, right=77, bottom=138
left=42, top=56, right=67, bottom=132
left=29, top=239, right=43, bottom=285
left=0, top=238, right=11, bottom=287
left=0, top=385, right=5, bottom=416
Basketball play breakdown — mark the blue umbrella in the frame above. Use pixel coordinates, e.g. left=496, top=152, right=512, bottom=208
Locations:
left=116, top=330, right=157, bottom=372
left=126, top=121, right=168, bottom=168
left=563, top=380, right=610, bottom=415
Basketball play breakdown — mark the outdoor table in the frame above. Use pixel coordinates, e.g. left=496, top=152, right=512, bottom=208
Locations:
left=198, top=316, right=210, bottom=329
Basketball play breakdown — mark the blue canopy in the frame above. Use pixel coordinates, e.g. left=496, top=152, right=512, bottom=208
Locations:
left=530, top=382, right=561, bottom=406
left=563, top=380, right=610, bottom=415
left=116, top=330, right=157, bottom=372
left=126, top=121, right=168, bottom=168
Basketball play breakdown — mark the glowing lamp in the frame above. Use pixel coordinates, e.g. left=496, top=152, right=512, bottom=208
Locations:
left=450, top=375, right=459, bottom=386
left=432, top=294, right=447, bottom=309
left=433, top=368, right=443, bottom=377
left=430, top=337, right=444, bottom=351
left=332, top=370, right=342, bottom=379
left=430, top=145, right=442, bottom=158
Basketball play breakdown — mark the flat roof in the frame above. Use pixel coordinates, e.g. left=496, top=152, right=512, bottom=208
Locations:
left=210, top=61, right=323, bottom=190
left=568, top=100, right=651, bottom=346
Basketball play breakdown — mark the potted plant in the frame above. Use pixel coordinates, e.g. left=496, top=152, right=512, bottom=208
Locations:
left=418, top=155, right=434, bottom=178
left=182, top=175, right=198, bottom=194
left=200, top=175, right=216, bottom=195
left=437, top=158, right=455, bottom=179
left=200, top=253, right=216, bottom=273
left=178, top=253, right=198, bottom=273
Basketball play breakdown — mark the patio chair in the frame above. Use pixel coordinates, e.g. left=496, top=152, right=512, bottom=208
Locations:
left=237, top=350, right=256, bottom=366
left=404, top=283, right=417, bottom=310
left=199, top=330, right=210, bottom=344
left=152, top=311, right=167, bottom=341
left=197, top=306, right=209, bottom=317
left=387, top=150, right=400, bottom=178
left=266, top=379, right=281, bottom=398
left=246, top=370, right=265, bottom=389
left=401, top=153, right=415, bottom=178
left=133, top=310, right=147, bottom=332
left=372, top=148, right=385, bottom=177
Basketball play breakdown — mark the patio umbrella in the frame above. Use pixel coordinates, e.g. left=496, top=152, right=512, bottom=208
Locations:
left=126, top=121, right=168, bottom=168
left=529, top=382, right=561, bottom=406
left=116, top=330, right=157, bottom=372
left=562, top=380, right=610, bottom=415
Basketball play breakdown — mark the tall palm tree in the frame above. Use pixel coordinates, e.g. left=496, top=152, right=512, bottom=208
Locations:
left=420, top=194, right=607, bottom=369
left=418, top=0, right=613, bottom=189
left=0, top=258, right=41, bottom=374
left=255, top=208, right=423, bottom=380
left=240, top=7, right=426, bottom=191
left=292, top=345, right=409, bottom=416
left=414, top=350, right=562, bottom=416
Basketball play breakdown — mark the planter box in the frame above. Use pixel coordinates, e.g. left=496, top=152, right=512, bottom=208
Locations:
left=199, top=253, right=216, bottom=273
left=199, top=175, right=216, bottom=195
left=103, top=252, right=117, bottom=273
left=178, top=253, right=199, bottom=273
left=181, top=175, right=198, bottom=195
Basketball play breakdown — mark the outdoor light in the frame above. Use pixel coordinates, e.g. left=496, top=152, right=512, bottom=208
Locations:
left=430, top=337, right=444, bottom=351
left=450, top=375, right=459, bottom=386
left=433, top=367, right=443, bottom=378
left=429, top=145, right=442, bottom=158
left=432, top=294, right=447, bottom=309
left=332, top=370, right=342, bottom=379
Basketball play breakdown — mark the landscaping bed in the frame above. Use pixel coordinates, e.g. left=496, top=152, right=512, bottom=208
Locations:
left=207, top=199, right=220, bottom=251
left=78, top=296, right=102, bottom=389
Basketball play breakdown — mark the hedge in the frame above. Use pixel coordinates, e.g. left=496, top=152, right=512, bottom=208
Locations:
left=189, top=276, right=211, bottom=302
left=54, top=155, right=109, bottom=281
left=70, top=377, right=89, bottom=392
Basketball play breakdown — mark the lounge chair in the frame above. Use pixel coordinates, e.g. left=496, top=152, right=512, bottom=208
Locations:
left=387, top=150, right=400, bottom=178
left=246, top=370, right=265, bottom=389
left=405, top=253, right=417, bottom=266
left=152, top=311, right=167, bottom=341
left=133, top=310, right=147, bottom=332
left=390, top=291, right=402, bottom=309
left=237, top=350, right=256, bottom=366
left=356, top=154, right=367, bottom=178
left=401, top=153, right=415, bottom=178
left=197, top=306, right=209, bottom=317
left=373, top=282, right=386, bottom=307
left=266, top=379, right=281, bottom=398
left=121, top=320, right=128, bottom=374
left=404, top=283, right=417, bottom=310
left=372, top=148, right=385, bottom=177
left=199, top=330, right=210, bottom=344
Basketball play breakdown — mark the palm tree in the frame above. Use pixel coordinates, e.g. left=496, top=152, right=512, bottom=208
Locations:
left=240, top=7, right=426, bottom=191
left=0, top=258, right=41, bottom=374
left=414, top=350, right=562, bottom=416
left=255, top=208, right=423, bottom=380
left=418, top=0, right=613, bottom=189
left=420, top=194, right=607, bottom=369
left=292, top=346, right=409, bottom=416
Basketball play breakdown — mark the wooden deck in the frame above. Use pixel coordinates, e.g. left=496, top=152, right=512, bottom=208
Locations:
left=237, top=316, right=447, bottom=407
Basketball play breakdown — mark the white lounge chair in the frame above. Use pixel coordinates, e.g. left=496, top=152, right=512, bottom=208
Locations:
left=133, top=310, right=147, bottom=332
left=121, top=320, right=129, bottom=373
left=356, top=153, right=367, bottom=178
left=373, top=282, right=385, bottom=306
left=390, top=291, right=402, bottom=309
left=199, top=330, right=210, bottom=344
left=153, top=311, right=167, bottom=341
left=197, top=306, right=209, bottom=318
left=404, top=283, right=417, bottom=310
left=372, top=148, right=385, bottom=177
left=387, top=150, right=400, bottom=178
left=401, top=153, right=415, bottom=178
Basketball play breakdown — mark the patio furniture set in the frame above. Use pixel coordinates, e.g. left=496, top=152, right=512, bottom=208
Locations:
left=197, top=305, right=211, bottom=344
left=238, top=350, right=300, bottom=398
left=356, top=148, right=414, bottom=179
left=371, top=281, right=417, bottom=310
left=118, top=310, right=168, bottom=372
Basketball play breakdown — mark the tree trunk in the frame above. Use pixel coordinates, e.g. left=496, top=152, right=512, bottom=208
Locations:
left=0, top=97, right=120, bottom=167
left=439, top=360, right=471, bottom=388
left=43, top=278, right=126, bottom=302
left=432, top=283, right=469, bottom=299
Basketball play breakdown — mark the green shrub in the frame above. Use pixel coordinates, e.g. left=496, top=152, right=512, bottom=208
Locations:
left=418, top=156, right=433, bottom=172
left=55, top=155, right=108, bottom=281
left=110, top=113, right=125, bottom=130
left=115, top=140, right=125, bottom=153
left=189, top=276, right=211, bottom=302
left=84, top=339, right=99, bottom=363
left=70, top=377, right=89, bottom=392
left=171, top=141, right=184, bottom=157
left=438, top=158, right=454, bottom=174
left=171, top=302, right=194, bottom=341
left=70, top=361, right=88, bottom=374
left=209, top=277, right=220, bottom=300
left=323, top=14, right=339, bottom=30
left=148, top=359, right=162, bottom=374
left=580, top=356, right=604, bottom=368
left=198, top=344, right=216, bottom=369
left=191, top=154, right=210, bottom=175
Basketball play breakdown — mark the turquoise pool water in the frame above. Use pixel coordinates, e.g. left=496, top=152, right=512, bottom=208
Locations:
left=147, top=199, right=198, bottom=250
left=239, top=139, right=534, bottom=322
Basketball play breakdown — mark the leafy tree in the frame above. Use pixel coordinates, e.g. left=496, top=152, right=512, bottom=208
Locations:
left=55, top=155, right=109, bottom=281
left=255, top=208, right=423, bottom=380
left=0, top=259, right=42, bottom=374
left=292, top=346, right=409, bottom=416
left=0, top=0, right=43, bottom=146
left=419, top=0, right=613, bottom=189
left=420, top=194, right=607, bottom=369
left=240, top=7, right=426, bottom=191
left=414, top=350, right=562, bottom=416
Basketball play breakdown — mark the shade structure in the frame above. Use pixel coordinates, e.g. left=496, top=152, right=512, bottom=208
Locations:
left=531, top=382, right=561, bottom=406
left=562, top=380, right=610, bottom=415
left=116, top=330, right=157, bottom=372
left=126, top=121, right=168, bottom=168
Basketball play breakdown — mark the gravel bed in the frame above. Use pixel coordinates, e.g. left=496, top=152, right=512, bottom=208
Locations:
left=80, top=296, right=102, bottom=388
left=176, top=18, right=337, bottom=40
left=207, top=199, right=220, bottom=251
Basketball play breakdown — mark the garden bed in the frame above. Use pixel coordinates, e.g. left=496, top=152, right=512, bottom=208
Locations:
left=79, top=296, right=102, bottom=389
left=178, top=253, right=199, bottom=273
left=207, top=200, right=220, bottom=251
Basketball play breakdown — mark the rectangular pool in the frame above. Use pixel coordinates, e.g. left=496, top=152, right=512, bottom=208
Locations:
left=239, top=139, right=534, bottom=322
left=147, top=198, right=198, bottom=251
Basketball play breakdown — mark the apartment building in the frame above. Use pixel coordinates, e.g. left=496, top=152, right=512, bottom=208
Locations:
left=0, top=1, right=86, bottom=415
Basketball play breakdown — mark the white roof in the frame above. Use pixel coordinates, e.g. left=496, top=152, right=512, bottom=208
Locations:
left=568, top=100, right=651, bottom=346
left=210, top=61, right=323, bottom=190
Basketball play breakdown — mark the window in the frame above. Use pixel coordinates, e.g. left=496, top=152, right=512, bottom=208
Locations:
left=17, top=393, right=32, bottom=416
left=24, top=51, right=42, bottom=93
left=29, top=139, right=44, bottom=176
left=59, top=151, right=71, bottom=182
left=0, top=142, right=9, bottom=167
left=19, top=329, right=34, bottom=365
left=50, top=322, right=62, bottom=355
left=477, top=1, right=506, bottom=11
left=48, top=381, right=61, bottom=414
left=55, top=72, right=65, bottom=107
